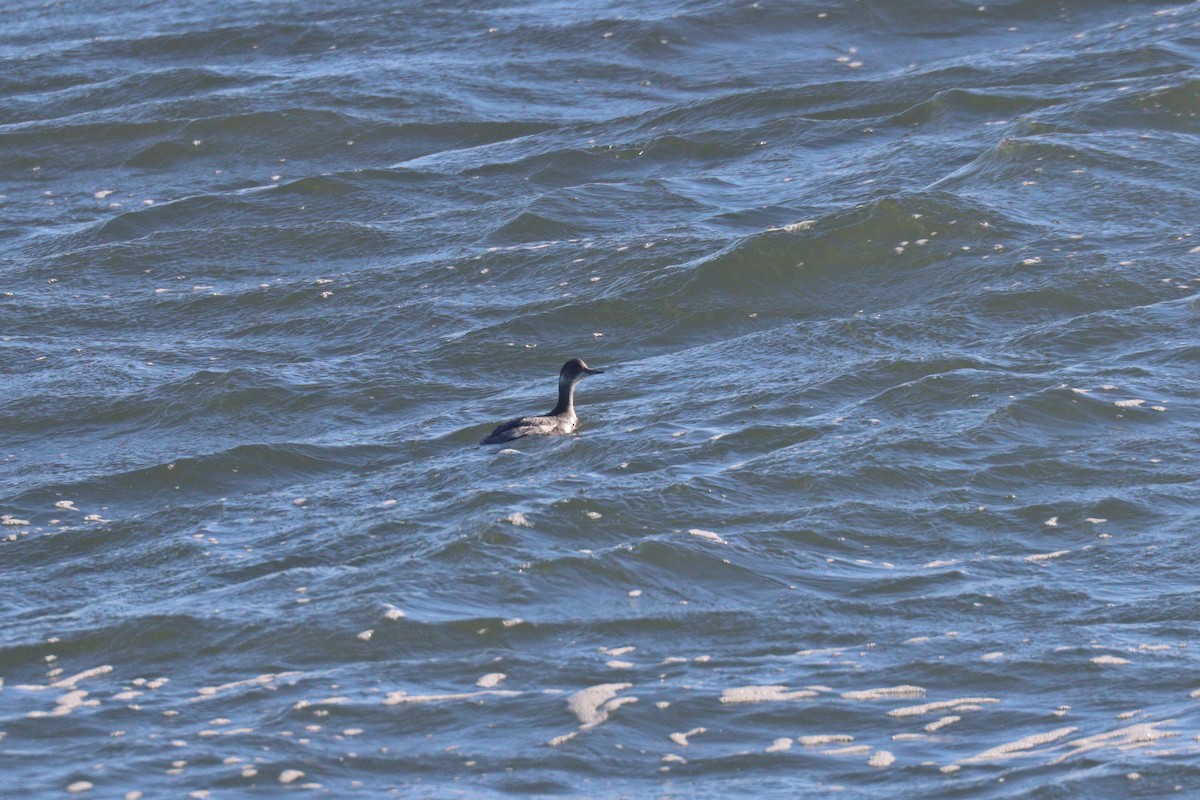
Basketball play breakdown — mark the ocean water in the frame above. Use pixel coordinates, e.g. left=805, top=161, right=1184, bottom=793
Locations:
left=3, top=0, right=1200, bottom=796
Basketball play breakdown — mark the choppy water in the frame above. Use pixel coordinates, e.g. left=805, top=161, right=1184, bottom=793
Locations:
left=3, top=0, right=1200, bottom=796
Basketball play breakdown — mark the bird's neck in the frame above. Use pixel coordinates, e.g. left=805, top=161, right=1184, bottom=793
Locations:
left=550, top=379, right=575, bottom=417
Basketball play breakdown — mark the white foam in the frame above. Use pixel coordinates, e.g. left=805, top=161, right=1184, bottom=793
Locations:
left=293, top=696, right=350, bottom=710
left=1027, top=550, right=1070, bottom=562
left=476, top=673, right=506, bottom=688
left=55, top=500, right=78, bottom=511
left=566, top=683, right=636, bottom=729
left=1114, top=399, right=1144, bottom=408
left=1091, top=655, right=1129, bottom=665
left=720, top=685, right=817, bottom=704
left=841, top=685, right=925, bottom=701
left=925, top=716, right=960, bottom=732
left=669, top=727, right=706, bottom=746
left=52, top=665, right=112, bottom=689
left=1060, top=721, right=1178, bottom=762
left=686, top=529, right=725, bottom=543
left=279, top=769, right=305, bottom=784
left=67, top=782, right=93, bottom=793
left=27, top=689, right=98, bottom=718
left=959, top=727, right=1077, bottom=764
left=823, top=745, right=872, bottom=756
left=798, top=734, right=853, bottom=746
left=193, top=671, right=301, bottom=701
left=888, top=697, right=998, bottom=718
left=1043, top=516, right=1058, bottom=527
left=357, top=629, right=374, bottom=641
left=505, top=512, right=532, bottom=527
left=382, top=688, right=518, bottom=705
left=766, top=737, right=793, bottom=752
left=771, top=219, right=815, bottom=232
left=868, top=750, right=895, bottom=767
left=600, top=646, right=635, bottom=656
left=795, top=647, right=844, bottom=657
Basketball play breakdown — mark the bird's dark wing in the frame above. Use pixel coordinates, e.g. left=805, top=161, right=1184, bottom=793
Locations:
left=481, top=415, right=546, bottom=445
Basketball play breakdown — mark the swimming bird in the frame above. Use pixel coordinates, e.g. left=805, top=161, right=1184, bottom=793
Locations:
left=481, top=358, right=605, bottom=445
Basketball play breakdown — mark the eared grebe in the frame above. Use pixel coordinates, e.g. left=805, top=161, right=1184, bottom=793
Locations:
left=481, top=358, right=605, bottom=445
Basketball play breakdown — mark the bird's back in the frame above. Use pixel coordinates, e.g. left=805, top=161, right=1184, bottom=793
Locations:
left=481, top=413, right=575, bottom=445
